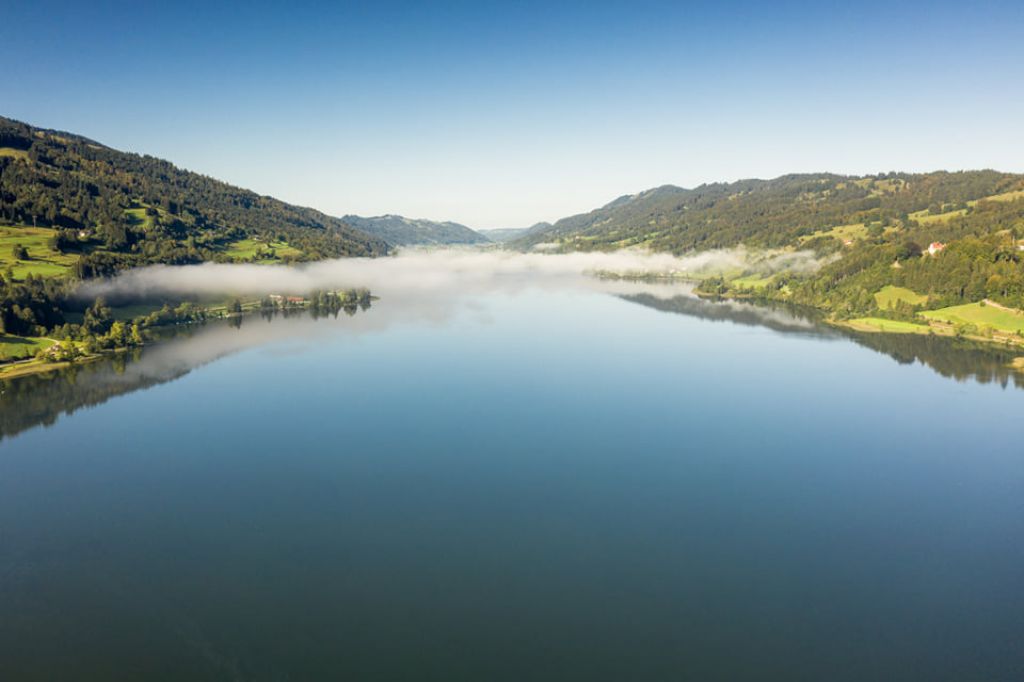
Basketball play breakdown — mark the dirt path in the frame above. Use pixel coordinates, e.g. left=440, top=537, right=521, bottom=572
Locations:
left=982, top=299, right=1021, bottom=314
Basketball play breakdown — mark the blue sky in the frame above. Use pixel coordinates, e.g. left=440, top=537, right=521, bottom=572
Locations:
left=5, top=0, right=1023, bottom=228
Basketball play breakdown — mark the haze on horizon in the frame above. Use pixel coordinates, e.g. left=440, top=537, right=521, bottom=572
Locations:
left=5, top=0, right=1023, bottom=229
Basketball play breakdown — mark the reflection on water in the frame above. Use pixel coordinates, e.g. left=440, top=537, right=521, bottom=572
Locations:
left=619, top=291, right=1024, bottom=390
left=0, top=305, right=374, bottom=442
left=618, top=290, right=829, bottom=337
left=3, top=282, right=1023, bottom=442
left=3, top=279, right=1024, bottom=681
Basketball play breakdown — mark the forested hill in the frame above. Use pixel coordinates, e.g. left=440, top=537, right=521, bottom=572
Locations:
left=0, top=115, right=388, bottom=277
left=481, top=222, right=553, bottom=243
left=341, top=214, right=489, bottom=246
left=515, top=172, right=1024, bottom=253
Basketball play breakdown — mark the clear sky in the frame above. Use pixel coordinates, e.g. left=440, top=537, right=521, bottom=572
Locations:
left=5, top=0, right=1023, bottom=228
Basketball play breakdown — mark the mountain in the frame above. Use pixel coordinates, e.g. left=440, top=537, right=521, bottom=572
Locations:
left=515, top=172, right=1024, bottom=253
left=341, top=214, right=489, bottom=246
left=479, top=228, right=525, bottom=243
left=0, top=115, right=389, bottom=278
left=516, top=171, right=1024, bottom=334
left=480, top=222, right=552, bottom=243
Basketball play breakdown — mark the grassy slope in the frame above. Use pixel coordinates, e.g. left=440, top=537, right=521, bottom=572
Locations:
left=223, top=238, right=303, bottom=261
left=909, top=208, right=968, bottom=224
left=844, top=318, right=933, bottom=334
left=124, top=206, right=157, bottom=231
left=0, top=147, right=30, bottom=160
left=973, top=189, right=1024, bottom=204
left=1, top=224, right=311, bottom=279
left=730, top=274, right=775, bottom=289
left=0, top=334, right=54, bottom=360
left=0, top=225, right=77, bottom=278
left=874, top=285, right=928, bottom=308
left=798, top=222, right=867, bottom=244
left=921, top=302, right=1024, bottom=333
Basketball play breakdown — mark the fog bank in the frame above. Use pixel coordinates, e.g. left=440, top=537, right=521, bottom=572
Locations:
left=75, top=247, right=827, bottom=301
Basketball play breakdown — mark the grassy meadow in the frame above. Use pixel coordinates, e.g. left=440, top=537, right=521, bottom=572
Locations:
left=0, top=147, right=30, bottom=160
left=844, top=317, right=933, bottom=334
left=223, top=238, right=303, bottom=261
left=799, top=222, right=867, bottom=244
left=921, top=302, right=1024, bottom=334
left=908, top=208, right=968, bottom=225
left=730, top=274, right=774, bottom=289
left=972, top=189, right=1024, bottom=205
left=0, top=225, right=77, bottom=278
left=0, top=334, right=54, bottom=360
left=874, top=285, right=927, bottom=308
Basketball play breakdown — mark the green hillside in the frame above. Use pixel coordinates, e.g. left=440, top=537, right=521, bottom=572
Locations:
left=518, top=171, right=1024, bottom=342
left=0, top=114, right=392, bottom=352
left=0, top=115, right=388, bottom=280
left=516, top=172, right=1024, bottom=254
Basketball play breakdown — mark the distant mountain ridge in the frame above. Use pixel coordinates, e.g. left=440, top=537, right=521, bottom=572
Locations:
left=341, top=214, right=489, bottom=246
left=514, top=172, right=1024, bottom=253
left=478, top=222, right=551, bottom=243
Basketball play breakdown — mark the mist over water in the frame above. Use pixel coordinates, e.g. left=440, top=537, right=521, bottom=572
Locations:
left=74, top=247, right=830, bottom=303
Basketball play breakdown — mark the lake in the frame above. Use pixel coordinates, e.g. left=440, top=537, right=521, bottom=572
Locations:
left=2, top=281, right=1023, bottom=680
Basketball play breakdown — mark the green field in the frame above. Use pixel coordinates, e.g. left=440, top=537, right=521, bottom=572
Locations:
left=973, top=189, right=1024, bottom=205
left=223, top=238, right=303, bottom=261
left=111, top=303, right=168, bottom=320
left=921, top=302, right=1024, bottom=333
left=730, top=274, right=774, bottom=289
left=0, top=334, right=54, bottom=360
left=0, top=147, right=30, bottom=160
left=124, top=206, right=156, bottom=231
left=909, top=208, right=968, bottom=225
left=0, top=225, right=77, bottom=278
left=874, top=285, right=927, bottom=308
left=845, top=317, right=932, bottom=334
left=799, top=222, right=867, bottom=244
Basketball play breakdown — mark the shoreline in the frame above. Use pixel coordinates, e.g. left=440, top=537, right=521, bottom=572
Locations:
left=0, top=292, right=375, bottom=382
left=694, top=288, right=1024, bottom=370
left=0, top=346, right=130, bottom=381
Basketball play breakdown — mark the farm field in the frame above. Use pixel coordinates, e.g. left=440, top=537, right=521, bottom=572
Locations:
left=0, top=334, right=53, bottom=360
left=0, top=225, right=76, bottom=278
left=973, top=189, right=1024, bottom=205
left=909, top=208, right=968, bottom=225
left=223, top=238, right=303, bottom=261
left=799, top=222, right=867, bottom=244
left=844, top=317, right=932, bottom=334
left=730, top=274, right=774, bottom=289
left=875, top=285, right=927, bottom=308
left=0, top=147, right=30, bottom=160
left=921, top=302, right=1024, bottom=333
left=124, top=206, right=157, bottom=231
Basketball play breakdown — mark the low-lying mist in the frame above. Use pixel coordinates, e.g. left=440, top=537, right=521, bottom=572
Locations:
left=42, top=247, right=835, bottom=408
left=75, top=247, right=827, bottom=302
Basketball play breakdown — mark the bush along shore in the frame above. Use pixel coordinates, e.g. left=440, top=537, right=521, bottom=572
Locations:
left=0, top=288, right=372, bottom=380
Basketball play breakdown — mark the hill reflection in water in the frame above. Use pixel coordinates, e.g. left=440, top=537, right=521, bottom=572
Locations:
left=4, top=282, right=1023, bottom=442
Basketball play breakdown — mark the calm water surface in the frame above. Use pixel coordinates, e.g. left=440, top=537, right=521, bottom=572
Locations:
left=2, top=284, right=1023, bottom=680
